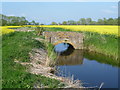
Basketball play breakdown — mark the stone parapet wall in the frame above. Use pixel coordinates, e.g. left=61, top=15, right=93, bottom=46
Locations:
left=43, top=31, right=83, bottom=49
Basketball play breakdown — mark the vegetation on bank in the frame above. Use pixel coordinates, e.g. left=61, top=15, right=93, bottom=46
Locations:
left=2, top=31, right=64, bottom=88
left=83, top=32, right=118, bottom=60
left=44, top=27, right=118, bottom=60
left=84, top=50, right=119, bottom=67
left=45, top=42, right=57, bottom=67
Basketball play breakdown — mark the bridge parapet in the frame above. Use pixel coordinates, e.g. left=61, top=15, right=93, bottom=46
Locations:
left=43, top=31, right=83, bottom=49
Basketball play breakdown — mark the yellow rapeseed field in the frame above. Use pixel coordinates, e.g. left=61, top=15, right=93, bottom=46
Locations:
left=0, top=26, right=15, bottom=35
left=40, top=25, right=119, bottom=36
left=0, top=25, right=119, bottom=36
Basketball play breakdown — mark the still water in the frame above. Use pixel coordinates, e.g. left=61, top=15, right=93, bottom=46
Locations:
left=54, top=43, right=119, bottom=88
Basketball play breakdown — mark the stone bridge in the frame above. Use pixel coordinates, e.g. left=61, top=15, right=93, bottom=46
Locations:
left=43, top=31, right=83, bottom=49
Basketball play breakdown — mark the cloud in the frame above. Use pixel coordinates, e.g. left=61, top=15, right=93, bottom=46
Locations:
left=5, top=13, right=27, bottom=17
left=21, top=13, right=26, bottom=17
left=101, top=9, right=117, bottom=14
left=111, top=5, right=117, bottom=9
left=6, top=14, right=16, bottom=16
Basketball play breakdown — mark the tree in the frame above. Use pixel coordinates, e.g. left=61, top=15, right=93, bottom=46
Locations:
left=77, top=21, right=81, bottom=25
left=86, top=18, right=92, bottom=25
left=31, top=20, right=36, bottom=25
left=51, top=22, right=57, bottom=25
left=80, top=18, right=86, bottom=25
left=103, top=18, right=107, bottom=25
left=97, top=19, right=104, bottom=25
left=62, top=21, right=67, bottom=25
left=107, top=18, right=114, bottom=25
left=1, top=19, right=7, bottom=26
left=118, top=17, right=120, bottom=25
left=35, top=22, right=39, bottom=25
left=67, top=20, right=76, bottom=25
left=90, top=21, right=97, bottom=25
left=0, top=14, right=39, bottom=26
left=114, top=18, right=118, bottom=25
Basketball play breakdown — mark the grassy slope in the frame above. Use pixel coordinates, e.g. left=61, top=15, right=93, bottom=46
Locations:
left=2, top=32, right=63, bottom=88
left=45, top=27, right=118, bottom=59
left=83, top=32, right=118, bottom=59
left=84, top=51, right=119, bottom=67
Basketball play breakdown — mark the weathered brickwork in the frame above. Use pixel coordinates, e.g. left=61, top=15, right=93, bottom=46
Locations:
left=43, top=31, right=83, bottom=49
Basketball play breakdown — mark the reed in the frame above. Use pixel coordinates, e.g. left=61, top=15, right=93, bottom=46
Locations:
left=44, top=41, right=57, bottom=67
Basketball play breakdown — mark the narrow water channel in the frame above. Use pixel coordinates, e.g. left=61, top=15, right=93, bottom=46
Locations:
left=54, top=43, right=119, bottom=88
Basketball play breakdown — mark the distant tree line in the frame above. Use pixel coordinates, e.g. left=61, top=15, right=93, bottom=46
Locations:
left=0, top=14, right=119, bottom=26
left=51, top=18, right=118, bottom=25
left=0, top=14, right=40, bottom=26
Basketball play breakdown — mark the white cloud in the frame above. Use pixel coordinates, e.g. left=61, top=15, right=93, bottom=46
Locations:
left=111, top=5, right=118, bottom=9
left=21, top=13, right=26, bottom=17
left=102, top=9, right=117, bottom=14
left=6, top=13, right=27, bottom=17
left=5, top=13, right=27, bottom=17
left=6, top=14, right=16, bottom=16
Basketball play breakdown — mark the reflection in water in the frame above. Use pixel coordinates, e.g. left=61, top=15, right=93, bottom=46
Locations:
left=55, top=43, right=75, bottom=55
left=84, top=51, right=119, bottom=67
left=56, top=49, right=83, bottom=65
left=54, top=43, right=119, bottom=88
left=54, top=43, right=69, bottom=53
left=55, top=43, right=119, bottom=67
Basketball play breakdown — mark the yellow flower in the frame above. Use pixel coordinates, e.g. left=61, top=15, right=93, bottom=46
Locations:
left=39, top=25, right=118, bottom=37
left=0, top=26, right=15, bottom=35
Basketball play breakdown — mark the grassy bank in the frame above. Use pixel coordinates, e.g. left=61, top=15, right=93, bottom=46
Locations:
left=2, top=31, right=64, bottom=88
left=84, top=50, right=119, bottom=67
left=83, top=31, right=118, bottom=60
left=45, top=42, right=57, bottom=67
left=44, top=27, right=118, bottom=60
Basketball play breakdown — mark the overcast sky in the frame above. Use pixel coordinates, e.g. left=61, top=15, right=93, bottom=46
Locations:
left=2, top=2, right=118, bottom=24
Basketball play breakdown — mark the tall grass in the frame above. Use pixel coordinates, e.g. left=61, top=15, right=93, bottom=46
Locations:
left=44, top=41, right=57, bottom=67
left=83, top=31, right=118, bottom=60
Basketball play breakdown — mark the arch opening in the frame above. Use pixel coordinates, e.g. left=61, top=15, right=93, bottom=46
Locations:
left=54, top=43, right=75, bottom=56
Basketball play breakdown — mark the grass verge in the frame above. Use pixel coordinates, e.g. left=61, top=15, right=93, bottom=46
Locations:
left=2, top=31, right=63, bottom=88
